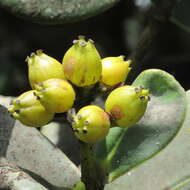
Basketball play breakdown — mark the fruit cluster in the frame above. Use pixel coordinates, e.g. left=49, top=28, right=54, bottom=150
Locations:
left=8, top=36, right=150, bottom=143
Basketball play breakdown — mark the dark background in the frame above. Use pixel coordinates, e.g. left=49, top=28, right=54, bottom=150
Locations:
left=1, top=0, right=190, bottom=97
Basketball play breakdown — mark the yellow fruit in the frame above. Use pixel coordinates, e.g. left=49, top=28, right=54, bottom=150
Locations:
left=101, top=56, right=131, bottom=87
left=72, top=105, right=110, bottom=143
left=8, top=90, right=54, bottom=127
left=34, top=78, right=75, bottom=113
left=62, top=36, right=102, bottom=87
left=105, top=85, right=150, bottom=128
left=26, top=50, right=65, bottom=89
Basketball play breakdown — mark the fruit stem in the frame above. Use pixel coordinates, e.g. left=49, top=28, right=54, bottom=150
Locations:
left=129, top=0, right=177, bottom=82
left=79, top=141, right=105, bottom=190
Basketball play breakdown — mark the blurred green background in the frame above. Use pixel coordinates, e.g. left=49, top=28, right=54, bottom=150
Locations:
left=1, top=0, right=190, bottom=96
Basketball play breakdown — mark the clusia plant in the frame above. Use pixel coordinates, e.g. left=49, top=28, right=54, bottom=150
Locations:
left=7, top=35, right=186, bottom=190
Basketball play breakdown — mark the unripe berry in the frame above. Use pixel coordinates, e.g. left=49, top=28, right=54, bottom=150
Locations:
left=105, top=85, right=150, bottom=128
left=34, top=79, right=75, bottom=113
left=26, top=50, right=65, bottom=89
left=8, top=90, right=54, bottom=127
left=100, top=56, right=131, bottom=87
left=72, top=105, right=110, bottom=143
left=62, top=36, right=102, bottom=87
left=72, top=181, right=86, bottom=190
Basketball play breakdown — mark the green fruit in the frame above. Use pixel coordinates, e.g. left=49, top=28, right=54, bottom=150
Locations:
left=34, top=78, right=75, bottom=113
left=100, top=56, right=131, bottom=87
left=62, top=36, right=102, bottom=87
left=26, top=50, right=65, bottom=89
left=8, top=90, right=54, bottom=127
left=72, top=181, right=86, bottom=190
left=105, top=85, right=150, bottom=128
left=72, top=105, right=110, bottom=143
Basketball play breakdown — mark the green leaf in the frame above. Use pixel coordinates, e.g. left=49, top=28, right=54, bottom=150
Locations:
left=0, top=101, right=81, bottom=189
left=104, top=90, right=190, bottom=190
left=170, top=0, right=190, bottom=33
left=40, top=122, right=80, bottom=164
left=0, top=158, right=48, bottom=190
left=71, top=181, right=86, bottom=190
left=0, top=0, right=120, bottom=24
left=95, top=69, right=186, bottom=183
left=169, top=176, right=190, bottom=190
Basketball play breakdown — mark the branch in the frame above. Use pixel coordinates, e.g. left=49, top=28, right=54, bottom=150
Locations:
left=129, top=0, right=177, bottom=81
left=0, top=0, right=120, bottom=24
left=0, top=103, right=81, bottom=189
left=79, top=142, right=106, bottom=190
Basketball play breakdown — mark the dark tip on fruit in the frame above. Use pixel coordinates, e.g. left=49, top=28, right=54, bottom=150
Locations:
left=73, top=40, right=79, bottom=44
left=10, top=100, right=13, bottom=105
left=9, top=113, right=14, bottom=118
left=37, top=82, right=43, bottom=87
left=30, top=52, right=35, bottom=57
left=139, top=85, right=145, bottom=89
left=89, top=39, right=94, bottom=43
left=36, top=96, right=41, bottom=100
left=82, top=129, right=88, bottom=134
left=134, top=87, right=141, bottom=93
left=40, top=88, right=46, bottom=92
left=139, top=96, right=145, bottom=101
left=15, top=100, right=21, bottom=105
left=33, top=91, right=37, bottom=96
left=84, top=120, right=89, bottom=125
left=79, top=41, right=87, bottom=47
left=68, top=108, right=76, bottom=117
left=78, top=115, right=82, bottom=120
left=71, top=120, right=76, bottom=125
left=15, top=109, right=20, bottom=114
